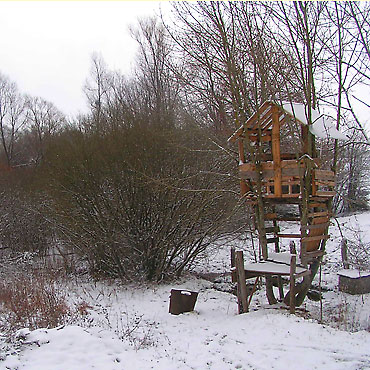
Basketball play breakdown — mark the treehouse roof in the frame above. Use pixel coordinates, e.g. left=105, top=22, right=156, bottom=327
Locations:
left=228, top=101, right=348, bottom=143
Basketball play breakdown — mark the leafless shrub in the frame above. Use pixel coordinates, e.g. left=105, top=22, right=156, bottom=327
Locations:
left=0, top=270, right=70, bottom=334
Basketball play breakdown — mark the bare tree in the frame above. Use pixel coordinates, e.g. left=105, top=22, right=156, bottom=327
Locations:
left=83, top=53, right=112, bottom=131
left=0, top=73, right=27, bottom=167
left=25, top=96, right=65, bottom=164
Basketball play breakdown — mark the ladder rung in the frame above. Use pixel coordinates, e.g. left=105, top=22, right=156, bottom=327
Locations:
left=277, top=234, right=301, bottom=238
left=265, top=226, right=279, bottom=234
left=308, top=211, right=330, bottom=218
left=302, top=235, right=330, bottom=243
left=301, top=223, right=330, bottom=231
left=265, top=213, right=277, bottom=220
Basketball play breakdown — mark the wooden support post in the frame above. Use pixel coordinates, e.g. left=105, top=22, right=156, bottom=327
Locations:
left=289, top=240, right=297, bottom=255
left=238, top=139, right=246, bottom=163
left=289, top=254, right=297, bottom=314
left=235, top=250, right=249, bottom=314
left=248, top=277, right=260, bottom=307
left=231, top=247, right=237, bottom=282
left=341, top=238, right=349, bottom=270
left=272, top=106, right=282, bottom=197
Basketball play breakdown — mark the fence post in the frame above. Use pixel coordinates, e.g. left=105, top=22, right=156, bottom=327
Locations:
left=235, top=250, right=249, bottom=314
left=289, top=254, right=296, bottom=314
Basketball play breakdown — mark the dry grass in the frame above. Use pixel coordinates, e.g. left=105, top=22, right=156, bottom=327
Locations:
left=0, top=270, right=71, bottom=334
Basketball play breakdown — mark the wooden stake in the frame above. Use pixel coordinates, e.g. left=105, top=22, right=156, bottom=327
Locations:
left=235, top=251, right=249, bottom=314
left=289, top=254, right=296, bottom=314
left=231, top=247, right=236, bottom=283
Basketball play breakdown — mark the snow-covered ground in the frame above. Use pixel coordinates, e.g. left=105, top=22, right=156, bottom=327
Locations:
left=1, top=212, right=370, bottom=369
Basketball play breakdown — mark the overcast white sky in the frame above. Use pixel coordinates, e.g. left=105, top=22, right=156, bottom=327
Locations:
left=0, top=1, right=166, bottom=117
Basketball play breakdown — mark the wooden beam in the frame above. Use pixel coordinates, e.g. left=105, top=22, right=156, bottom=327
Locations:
left=248, top=135, right=272, bottom=142
left=272, top=106, right=282, bottom=197
left=238, top=139, right=245, bottom=163
left=245, top=101, right=272, bottom=129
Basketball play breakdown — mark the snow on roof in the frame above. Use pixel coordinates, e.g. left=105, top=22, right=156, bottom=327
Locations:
left=281, top=101, right=349, bottom=141
left=228, top=101, right=349, bottom=142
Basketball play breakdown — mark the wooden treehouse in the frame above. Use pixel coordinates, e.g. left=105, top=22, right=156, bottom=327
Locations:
left=228, top=101, right=347, bottom=313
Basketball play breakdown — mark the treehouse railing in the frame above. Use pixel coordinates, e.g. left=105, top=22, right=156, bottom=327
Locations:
left=239, top=159, right=335, bottom=199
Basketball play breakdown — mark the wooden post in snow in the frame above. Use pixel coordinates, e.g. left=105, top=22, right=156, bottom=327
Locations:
left=289, top=254, right=297, bottom=314
left=341, top=238, right=349, bottom=269
left=235, top=250, right=249, bottom=314
left=231, top=247, right=236, bottom=283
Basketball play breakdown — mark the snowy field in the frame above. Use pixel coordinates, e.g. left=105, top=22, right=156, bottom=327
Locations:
left=1, top=212, right=370, bottom=369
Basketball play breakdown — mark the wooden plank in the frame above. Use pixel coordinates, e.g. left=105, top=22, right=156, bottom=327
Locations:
left=301, top=249, right=325, bottom=262
left=312, top=216, right=330, bottom=224
left=315, top=180, right=335, bottom=187
left=295, top=270, right=311, bottom=279
left=265, top=226, right=279, bottom=234
left=244, top=261, right=308, bottom=276
left=316, top=191, right=336, bottom=197
left=308, top=202, right=328, bottom=208
left=265, top=193, right=301, bottom=199
left=239, top=163, right=255, bottom=172
left=275, top=216, right=301, bottom=221
left=290, top=255, right=296, bottom=314
left=277, top=234, right=301, bottom=238
left=235, top=251, right=249, bottom=313
left=262, top=170, right=275, bottom=180
left=282, top=193, right=301, bottom=198
left=302, top=250, right=325, bottom=258
left=261, top=162, right=274, bottom=170
left=240, top=171, right=258, bottom=180
left=314, top=169, right=335, bottom=180
left=308, top=211, right=330, bottom=218
left=282, top=168, right=301, bottom=177
left=309, top=196, right=330, bottom=202
left=281, top=160, right=303, bottom=169
left=302, top=235, right=330, bottom=243
left=281, top=179, right=301, bottom=185
left=265, top=213, right=277, bottom=220
left=301, top=223, right=330, bottom=231
left=280, top=153, right=299, bottom=160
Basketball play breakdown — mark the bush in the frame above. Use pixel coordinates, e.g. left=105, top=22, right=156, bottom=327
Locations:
left=43, top=125, right=241, bottom=281
left=0, top=170, right=52, bottom=257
